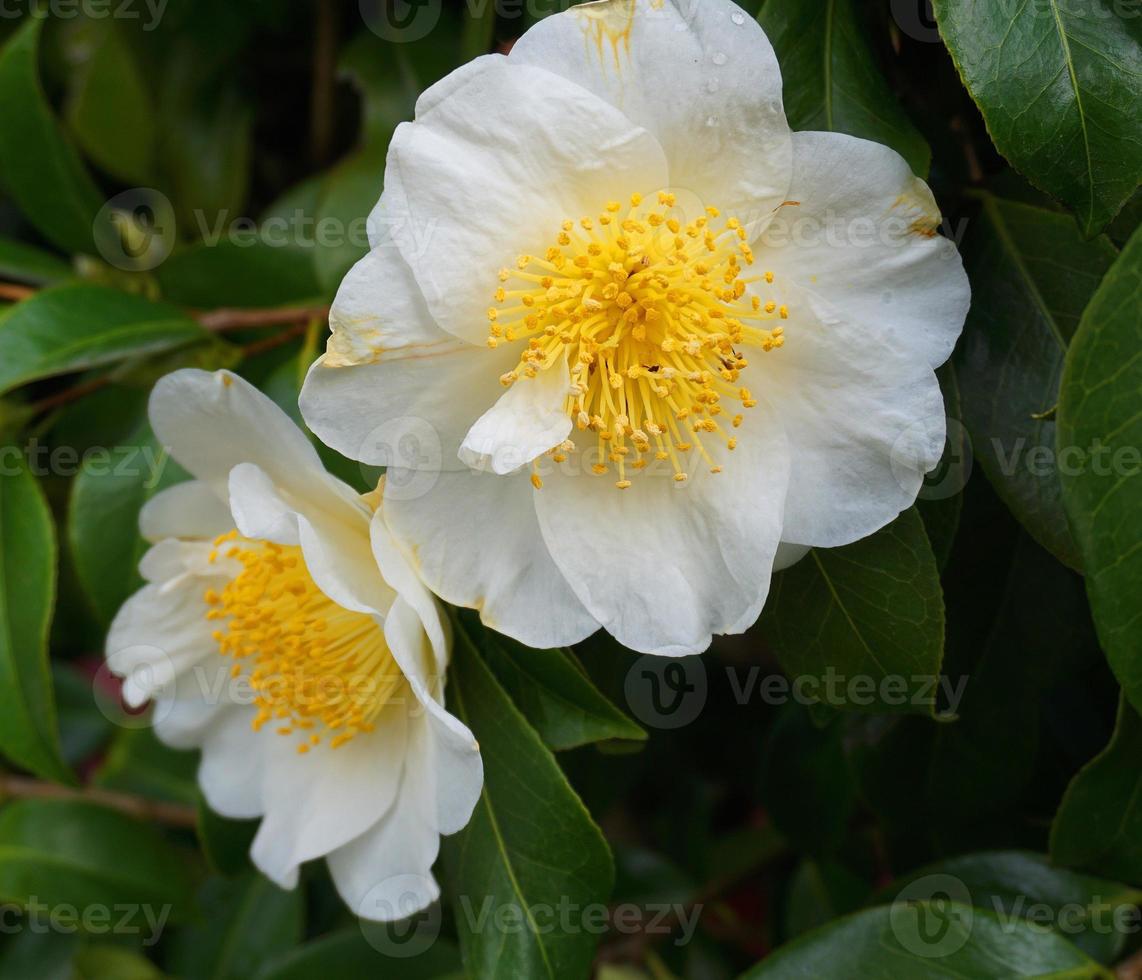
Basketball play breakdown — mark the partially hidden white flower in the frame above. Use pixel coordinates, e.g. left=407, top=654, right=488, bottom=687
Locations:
left=106, top=369, right=482, bottom=921
left=300, top=0, right=970, bottom=657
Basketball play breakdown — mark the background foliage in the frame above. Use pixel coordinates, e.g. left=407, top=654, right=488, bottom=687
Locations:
left=0, top=0, right=1138, bottom=977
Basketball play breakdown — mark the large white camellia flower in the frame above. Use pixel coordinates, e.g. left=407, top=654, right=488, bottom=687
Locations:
left=301, top=0, right=970, bottom=656
left=106, top=369, right=482, bottom=920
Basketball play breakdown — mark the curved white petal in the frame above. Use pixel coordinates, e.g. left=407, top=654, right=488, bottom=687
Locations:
left=227, top=463, right=302, bottom=546
left=510, top=0, right=792, bottom=233
left=139, top=480, right=233, bottom=543
left=300, top=338, right=515, bottom=473
left=382, top=469, right=599, bottom=648
left=323, top=243, right=449, bottom=368
left=149, top=370, right=329, bottom=502
left=382, top=59, right=669, bottom=344
left=197, top=706, right=266, bottom=819
left=761, top=131, right=969, bottom=370
left=459, top=355, right=572, bottom=474
left=772, top=541, right=811, bottom=572
left=251, top=704, right=408, bottom=889
left=534, top=410, right=790, bottom=655
left=383, top=599, right=482, bottom=838
left=763, top=290, right=946, bottom=548
left=328, top=721, right=441, bottom=921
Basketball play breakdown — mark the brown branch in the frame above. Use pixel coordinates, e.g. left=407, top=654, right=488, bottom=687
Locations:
left=29, top=377, right=112, bottom=415
left=195, top=304, right=330, bottom=333
left=0, top=773, right=197, bottom=829
left=240, top=320, right=312, bottom=358
left=0, top=282, right=37, bottom=302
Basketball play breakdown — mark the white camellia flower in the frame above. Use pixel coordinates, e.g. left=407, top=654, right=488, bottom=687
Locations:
left=300, top=0, right=970, bottom=656
left=106, top=369, right=482, bottom=920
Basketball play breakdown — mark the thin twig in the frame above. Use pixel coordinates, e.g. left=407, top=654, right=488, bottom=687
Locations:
left=240, top=320, right=312, bottom=358
left=196, top=304, right=331, bottom=333
left=29, top=377, right=112, bottom=415
left=0, top=282, right=37, bottom=302
left=0, top=773, right=198, bottom=829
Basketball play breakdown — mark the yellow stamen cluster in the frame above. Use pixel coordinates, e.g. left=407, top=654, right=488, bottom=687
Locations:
left=205, top=531, right=401, bottom=754
left=488, top=192, right=788, bottom=489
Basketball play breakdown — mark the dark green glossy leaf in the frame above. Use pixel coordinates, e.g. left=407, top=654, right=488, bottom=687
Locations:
left=933, top=0, right=1142, bottom=237
left=0, top=930, right=78, bottom=980
left=197, top=794, right=258, bottom=878
left=760, top=508, right=945, bottom=715
left=917, top=362, right=965, bottom=571
left=312, top=145, right=385, bottom=296
left=94, top=728, right=198, bottom=806
left=1052, top=697, right=1142, bottom=887
left=953, top=194, right=1118, bottom=568
left=0, top=799, right=195, bottom=916
left=467, top=617, right=645, bottom=751
left=167, top=873, right=302, bottom=980
left=0, top=284, right=207, bottom=395
left=742, top=902, right=1112, bottom=978
left=1057, top=226, right=1142, bottom=712
left=885, top=851, right=1142, bottom=964
left=155, top=241, right=325, bottom=309
left=69, top=421, right=185, bottom=625
left=442, top=615, right=614, bottom=980
left=783, top=860, right=868, bottom=941
left=53, top=663, right=112, bottom=768
left=254, top=930, right=462, bottom=980
left=63, top=18, right=156, bottom=184
left=0, top=19, right=103, bottom=254
left=0, top=454, right=71, bottom=784
left=0, top=238, right=71, bottom=287
left=758, top=0, right=930, bottom=175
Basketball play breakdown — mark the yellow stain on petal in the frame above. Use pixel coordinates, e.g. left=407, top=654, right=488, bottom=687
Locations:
left=891, top=177, right=942, bottom=239
left=204, top=530, right=402, bottom=755
left=574, top=0, right=640, bottom=71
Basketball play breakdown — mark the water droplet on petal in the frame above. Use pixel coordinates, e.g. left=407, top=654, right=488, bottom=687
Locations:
left=731, top=11, right=746, bottom=25
left=712, top=51, right=728, bottom=66
left=706, top=115, right=718, bottom=127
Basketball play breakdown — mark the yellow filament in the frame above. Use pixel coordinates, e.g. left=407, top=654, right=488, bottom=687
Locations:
left=204, top=531, right=401, bottom=754
left=489, top=192, right=787, bottom=488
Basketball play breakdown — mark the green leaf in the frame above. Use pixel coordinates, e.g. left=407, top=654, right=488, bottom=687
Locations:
left=783, top=860, right=868, bottom=941
left=63, top=19, right=156, bottom=184
left=0, top=238, right=71, bottom=287
left=0, top=19, right=103, bottom=254
left=312, top=144, right=386, bottom=296
left=759, top=707, right=855, bottom=856
left=167, top=873, right=302, bottom=980
left=442, top=614, right=614, bottom=980
left=466, top=617, right=646, bottom=751
left=758, top=0, right=930, bottom=176
left=884, top=851, right=1142, bottom=964
left=74, top=946, right=163, bottom=980
left=155, top=241, right=325, bottom=309
left=0, top=284, right=207, bottom=395
left=0, top=799, right=195, bottom=915
left=0, top=930, right=79, bottom=980
left=53, top=664, right=113, bottom=768
left=0, top=454, right=71, bottom=784
left=953, top=194, right=1118, bottom=568
left=94, top=728, right=198, bottom=806
left=917, top=362, right=965, bottom=571
left=255, top=931, right=462, bottom=980
left=1052, top=697, right=1142, bottom=887
left=1056, top=226, right=1142, bottom=712
left=197, top=794, right=258, bottom=878
left=69, top=421, right=185, bottom=625
left=742, top=902, right=1112, bottom=978
left=933, top=0, right=1142, bottom=237
left=759, top=509, right=945, bottom=715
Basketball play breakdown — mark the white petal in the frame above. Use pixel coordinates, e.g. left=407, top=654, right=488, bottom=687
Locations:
left=761, top=131, right=970, bottom=369
left=327, top=723, right=441, bottom=921
left=149, top=370, right=327, bottom=501
left=197, top=706, right=266, bottom=819
left=381, top=59, right=669, bottom=344
left=534, top=411, right=791, bottom=655
left=383, top=598, right=482, bottom=838
left=382, top=469, right=599, bottom=648
left=762, top=290, right=947, bottom=548
left=227, top=463, right=302, bottom=546
left=300, top=338, right=516, bottom=473
left=322, top=244, right=447, bottom=368
left=139, top=480, right=232, bottom=543
left=459, top=354, right=572, bottom=474
left=773, top=542, right=811, bottom=572
left=251, top=704, right=408, bottom=889
left=510, top=0, right=792, bottom=233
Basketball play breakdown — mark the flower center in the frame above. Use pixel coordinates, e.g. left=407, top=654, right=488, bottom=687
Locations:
left=488, top=191, right=788, bottom=489
left=204, top=531, right=401, bottom=754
